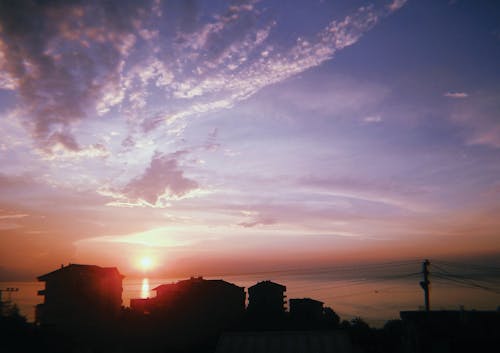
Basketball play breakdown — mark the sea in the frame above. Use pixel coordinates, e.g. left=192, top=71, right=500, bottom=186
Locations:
left=2, top=273, right=499, bottom=327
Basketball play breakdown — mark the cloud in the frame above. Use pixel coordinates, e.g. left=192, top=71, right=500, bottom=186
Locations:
left=77, top=227, right=200, bottom=249
left=37, top=142, right=109, bottom=160
left=449, top=93, right=500, bottom=148
left=237, top=209, right=277, bottom=228
left=363, top=115, right=383, bottom=123
left=0, top=212, right=28, bottom=230
left=0, top=0, right=407, bottom=155
left=163, top=3, right=391, bottom=125
left=154, top=1, right=408, bottom=137
left=0, top=173, right=31, bottom=189
left=238, top=215, right=277, bottom=228
left=0, top=0, right=152, bottom=153
left=204, top=128, right=221, bottom=152
left=298, top=175, right=428, bottom=211
left=444, top=91, right=469, bottom=99
left=0, top=71, right=16, bottom=90
left=388, top=0, right=408, bottom=12
left=0, top=213, right=28, bottom=220
left=239, top=74, right=389, bottom=128
left=103, top=150, right=199, bottom=207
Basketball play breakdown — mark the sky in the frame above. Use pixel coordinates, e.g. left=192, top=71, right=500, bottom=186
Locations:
left=0, top=0, right=499, bottom=280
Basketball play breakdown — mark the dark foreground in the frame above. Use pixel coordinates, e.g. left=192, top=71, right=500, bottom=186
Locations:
left=2, top=306, right=500, bottom=353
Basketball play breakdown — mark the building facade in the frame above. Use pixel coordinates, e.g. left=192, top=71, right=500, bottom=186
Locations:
left=36, top=264, right=123, bottom=326
left=247, top=280, right=287, bottom=315
left=290, top=298, right=324, bottom=322
left=131, top=277, right=246, bottom=324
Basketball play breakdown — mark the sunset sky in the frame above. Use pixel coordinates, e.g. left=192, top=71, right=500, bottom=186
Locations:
left=1, top=0, right=499, bottom=280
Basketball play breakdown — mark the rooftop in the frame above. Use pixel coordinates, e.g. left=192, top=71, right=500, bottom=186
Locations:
left=153, top=277, right=243, bottom=291
left=248, top=280, right=286, bottom=291
left=37, top=264, right=124, bottom=281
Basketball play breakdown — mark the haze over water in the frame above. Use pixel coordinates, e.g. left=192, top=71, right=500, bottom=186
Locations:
left=5, top=258, right=500, bottom=327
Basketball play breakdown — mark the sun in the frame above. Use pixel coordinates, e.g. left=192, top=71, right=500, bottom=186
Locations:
left=139, top=256, right=154, bottom=272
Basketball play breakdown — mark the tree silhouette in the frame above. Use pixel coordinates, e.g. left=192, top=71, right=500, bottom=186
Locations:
left=323, top=306, right=340, bottom=327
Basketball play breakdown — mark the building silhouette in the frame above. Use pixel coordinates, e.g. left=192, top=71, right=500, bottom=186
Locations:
left=247, top=280, right=287, bottom=316
left=131, top=276, right=245, bottom=333
left=36, top=264, right=123, bottom=326
left=290, top=298, right=324, bottom=322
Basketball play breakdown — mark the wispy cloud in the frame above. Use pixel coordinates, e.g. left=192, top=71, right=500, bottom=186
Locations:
left=444, top=91, right=469, bottom=99
left=0, top=173, right=36, bottom=190
left=363, top=115, right=383, bottom=123
left=388, top=0, right=408, bottom=12
left=298, top=175, right=429, bottom=212
left=77, top=227, right=199, bottom=248
left=449, top=93, right=500, bottom=148
left=0, top=213, right=28, bottom=220
left=0, top=0, right=407, bottom=156
left=204, top=128, right=221, bottom=152
left=35, top=134, right=110, bottom=160
left=0, top=210, right=29, bottom=231
left=238, top=212, right=277, bottom=228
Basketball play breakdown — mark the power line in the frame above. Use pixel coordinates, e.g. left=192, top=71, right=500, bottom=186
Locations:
left=315, top=285, right=405, bottom=301
left=432, top=277, right=477, bottom=291
left=433, top=260, right=500, bottom=273
left=212, top=259, right=421, bottom=279
left=432, top=263, right=500, bottom=289
left=289, top=272, right=421, bottom=294
left=289, top=279, right=370, bottom=292
left=432, top=273, right=500, bottom=295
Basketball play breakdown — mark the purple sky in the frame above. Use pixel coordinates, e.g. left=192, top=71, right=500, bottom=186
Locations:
left=1, top=0, right=499, bottom=279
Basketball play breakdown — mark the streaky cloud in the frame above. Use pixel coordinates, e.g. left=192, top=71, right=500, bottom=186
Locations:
left=444, top=91, right=469, bottom=99
left=0, top=0, right=407, bottom=156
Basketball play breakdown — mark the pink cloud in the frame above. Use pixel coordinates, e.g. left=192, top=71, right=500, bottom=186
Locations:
left=115, top=150, right=199, bottom=206
left=0, top=0, right=407, bottom=154
left=444, top=91, right=469, bottom=99
left=238, top=214, right=277, bottom=228
left=449, top=93, right=500, bottom=148
left=388, top=0, right=408, bottom=12
left=0, top=173, right=30, bottom=189
left=204, top=128, right=221, bottom=152
left=0, top=1, right=150, bottom=153
left=0, top=213, right=28, bottom=220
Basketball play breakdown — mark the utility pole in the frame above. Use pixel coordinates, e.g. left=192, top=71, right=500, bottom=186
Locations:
left=419, top=259, right=430, bottom=312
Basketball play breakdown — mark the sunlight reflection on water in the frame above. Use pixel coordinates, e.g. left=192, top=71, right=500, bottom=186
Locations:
left=140, top=278, right=150, bottom=298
